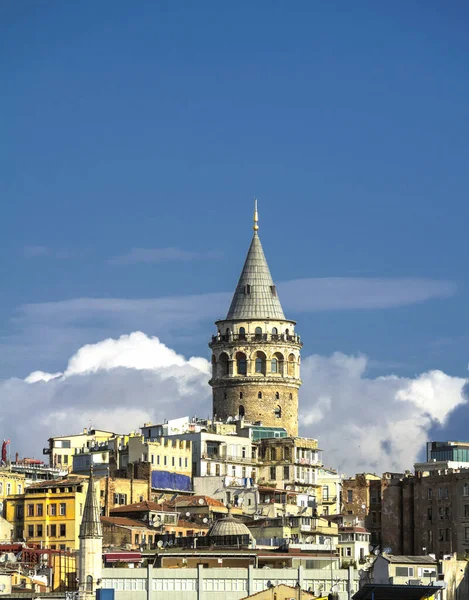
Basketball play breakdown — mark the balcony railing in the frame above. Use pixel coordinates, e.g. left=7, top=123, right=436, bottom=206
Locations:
left=201, top=453, right=255, bottom=464
left=210, top=333, right=302, bottom=345
left=321, top=496, right=338, bottom=504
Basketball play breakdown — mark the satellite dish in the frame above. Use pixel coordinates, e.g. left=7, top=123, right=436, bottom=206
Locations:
left=227, top=416, right=233, bottom=423
left=157, top=540, right=163, bottom=548
left=373, top=548, right=380, bottom=556
left=186, top=512, right=191, bottom=517
left=383, top=547, right=392, bottom=554
left=203, top=518, right=208, bottom=523
left=306, top=536, right=313, bottom=543
left=361, top=504, right=366, bottom=510
left=168, top=540, right=173, bottom=547
left=198, top=498, right=204, bottom=505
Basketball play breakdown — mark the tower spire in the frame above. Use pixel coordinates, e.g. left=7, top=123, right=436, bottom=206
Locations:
left=253, top=198, right=259, bottom=232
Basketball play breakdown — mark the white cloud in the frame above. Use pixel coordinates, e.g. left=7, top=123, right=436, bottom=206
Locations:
left=0, top=332, right=465, bottom=475
left=109, top=247, right=221, bottom=265
left=299, top=352, right=466, bottom=473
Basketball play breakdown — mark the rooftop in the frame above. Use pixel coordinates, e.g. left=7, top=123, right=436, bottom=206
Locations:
left=382, top=555, right=437, bottom=564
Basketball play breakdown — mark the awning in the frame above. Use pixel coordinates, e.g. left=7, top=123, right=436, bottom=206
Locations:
left=353, top=584, right=442, bottom=600
left=104, top=552, right=142, bottom=563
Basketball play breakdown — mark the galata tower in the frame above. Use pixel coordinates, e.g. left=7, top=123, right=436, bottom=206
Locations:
left=209, top=201, right=302, bottom=436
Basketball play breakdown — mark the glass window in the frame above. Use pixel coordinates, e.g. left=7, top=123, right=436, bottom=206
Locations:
left=59, top=503, right=66, bottom=516
left=28, top=525, right=34, bottom=538
left=236, top=353, right=247, bottom=375
left=37, top=504, right=43, bottom=517
left=255, top=327, right=262, bottom=337
left=239, top=327, right=246, bottom=340
left=60, top=524, right=66, bottom=537
left=272, top=327, right=278, bottom=335
left=255, top=358, right=263, bottom=373
left=271, top=358, right=278, bottom=373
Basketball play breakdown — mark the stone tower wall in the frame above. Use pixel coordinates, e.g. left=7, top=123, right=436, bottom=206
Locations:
left=212, top=382, right=299, bottom=436
left=209, top=318, right=301, bottom=437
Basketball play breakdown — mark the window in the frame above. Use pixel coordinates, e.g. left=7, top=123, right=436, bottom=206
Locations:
left=135, top=534, right=139, bottom=544
left=60, top=524, right=66, bottom=537
left=63, top=455, right=68, bottom=465
left=37, top=504, right=43, bottom=517
left=288, top=354, right=296, bottom=377
left=0, top=482, right=2, bottom=494
left=50, top=524, right=57, bottom=537
left=428, top=507, right=432, bottom=520
left=465, top=527, right=469, bottom=540
left=428, top=488, right=433, bottom=500
left=179, top=457, right=182, bottom=467
left=86, top=576, right=93, bottom=592
left=274, top=406, right=281, bottom=418
left=27, top=525, right=34, bottom=538
left=438, top=528, right=444, bottom=541
left=446, top=528, right=450, bottom=542
left=463, top=484, right=469, bottom=497
left=347, top=490, right=353, bottom=503
left=219, top=353, right=229, bottom=376
left=157, top=455, right=160, bottom=465
left=239, top=405, right=245, bottom=417
left=17, top=484, right=22, bottom=494
left=239, top=392, right=243, bottom=399
left=59, top=503, right=66, bottom=516
left=322, top=485, right=329, bottom=501
left=151, top=454, right=154, bottom=464
left=236, top=352, right=247, bottom=375
left=270, top=467, right=276, bottom=481
left=258, top=391, right=262, bottom=399
left=164, top=456, right=167, bottom=466
left=396, top=567, right=414, bottom=577
left=255, top=352, right=266, bottom=374
left=272, top=327, right=278, bottom=336
left=345, top=547, right=352, bottom=557
left=271, top=358, right=278, bottom=373
left=239, top=327, right=246, bottom=340
left=271, top=448, right=277, bottom=461
left=172, top=457, right=175, bottom=467
left=36, top=525, right=43, bottom=537
left=231, top=466, right=236, bottom=476
left=371, top=511, right=377, bottom=524
left=242, top=467, right=246, bottom=478
left=275, top=391, right=280, bottom=400
left=6, top=483, right=11, bottom=495
left=255, top=327, right=262, bottom=338
left=284, top=466, right=290, bottom=480
left=465, top=505, right=469, bottom=518
left=244, top=285, right=251, bottom=295
left=270, top=285, right=277, bottom=296
left=27, top=504, right=34, bottom=517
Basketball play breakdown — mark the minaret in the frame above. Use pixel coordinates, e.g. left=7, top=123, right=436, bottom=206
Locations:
left=209, top=201, right=302, bottom=436
left=78, top=466, right=102, bottom=600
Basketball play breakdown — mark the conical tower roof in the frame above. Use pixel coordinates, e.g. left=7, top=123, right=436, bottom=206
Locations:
left=226, top=203, right=285, bottom=320
left=79, top=467, right=102, bottom=539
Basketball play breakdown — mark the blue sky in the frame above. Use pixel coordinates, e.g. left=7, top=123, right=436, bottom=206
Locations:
left=1, top=1, right=469, bottom=458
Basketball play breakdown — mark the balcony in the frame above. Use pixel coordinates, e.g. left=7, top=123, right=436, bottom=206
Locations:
left=321, top=496, right=337, bottom=504
left=210, top=333, right=302, bottom=346
left=201, top=453, right=255, bottom=464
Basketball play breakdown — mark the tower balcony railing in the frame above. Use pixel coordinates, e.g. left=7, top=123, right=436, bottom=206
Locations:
left=210, top=333, right=302, bottom=345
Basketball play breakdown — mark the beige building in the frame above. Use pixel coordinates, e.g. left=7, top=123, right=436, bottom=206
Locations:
left=209, top=204, right=302, bottom=437
left=0, top=515, right=13, bottom=541
left=316, top=467, right=342, bottom=516
left=368, top=554, right=438, bottom=586
left=45, top=429, right=116, bottom=471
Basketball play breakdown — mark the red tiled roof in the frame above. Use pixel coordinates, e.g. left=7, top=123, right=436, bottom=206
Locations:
left=170, top=495, right=226, bottom=508
left=101, top=516, right=151, bottom=529
left=110, top=501, right=173, bottom=513
left=172, top=519, right=209, bottom=529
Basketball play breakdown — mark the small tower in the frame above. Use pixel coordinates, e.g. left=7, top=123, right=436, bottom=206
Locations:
left=78, top=466, right=102, bottom=600
left=209, top=201, right=302, bottom=436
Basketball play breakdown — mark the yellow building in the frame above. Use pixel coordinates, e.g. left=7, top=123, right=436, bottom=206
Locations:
left=5, top=476, right=93, bottom=550
left=45, top=428, right=116, bottom=471
left=316, top=467, right=342, bottom=516
left=0, top=468, right=26, bottom=501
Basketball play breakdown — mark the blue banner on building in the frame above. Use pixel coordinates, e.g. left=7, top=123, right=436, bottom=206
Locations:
left=151, top=470, right=191, bottom=491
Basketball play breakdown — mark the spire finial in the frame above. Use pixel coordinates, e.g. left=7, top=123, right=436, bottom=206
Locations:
left=253, top=198, right=259, bottom=232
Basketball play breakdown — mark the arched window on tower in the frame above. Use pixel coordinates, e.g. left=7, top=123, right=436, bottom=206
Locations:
left=211, top=355, right=217, bottom=379
left=288, top=354, right=296, bottom=377
left=272, top=352, right=284, bottom=375
left=255, top=326, right=262, bottom=339
left=239, top=327, right=246, bottom=340
left=255, top=351, right=266, bottom=375
left=238, top=405, right=245, bottom=418
left=258, top=391, right=262, bottom=399
left=86, top=576, right=93, bottom=593
left=274, top=405, right=282, bottom=418
left=275, top=391, right=280, bottom=400
left=239, top=392, right=243, bottom=399
left=219, top=353, right=229, bottom=377
left=236, top=352, right=247, bottom=376
left=271, top=327, right=278, bottom=339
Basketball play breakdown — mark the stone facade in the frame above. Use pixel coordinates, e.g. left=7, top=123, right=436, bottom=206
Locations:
left=210, top=320, right=302, bottom=436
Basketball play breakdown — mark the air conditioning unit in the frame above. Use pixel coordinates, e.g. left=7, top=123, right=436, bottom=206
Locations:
left=408, top=579, right=421, bottom=586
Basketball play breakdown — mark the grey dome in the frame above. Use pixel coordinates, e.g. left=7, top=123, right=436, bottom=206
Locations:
left=208, top=511, right=253, bottom=540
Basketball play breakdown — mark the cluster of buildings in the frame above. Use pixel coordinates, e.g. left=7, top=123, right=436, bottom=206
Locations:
left=0, top=207, right=467, bottom=600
